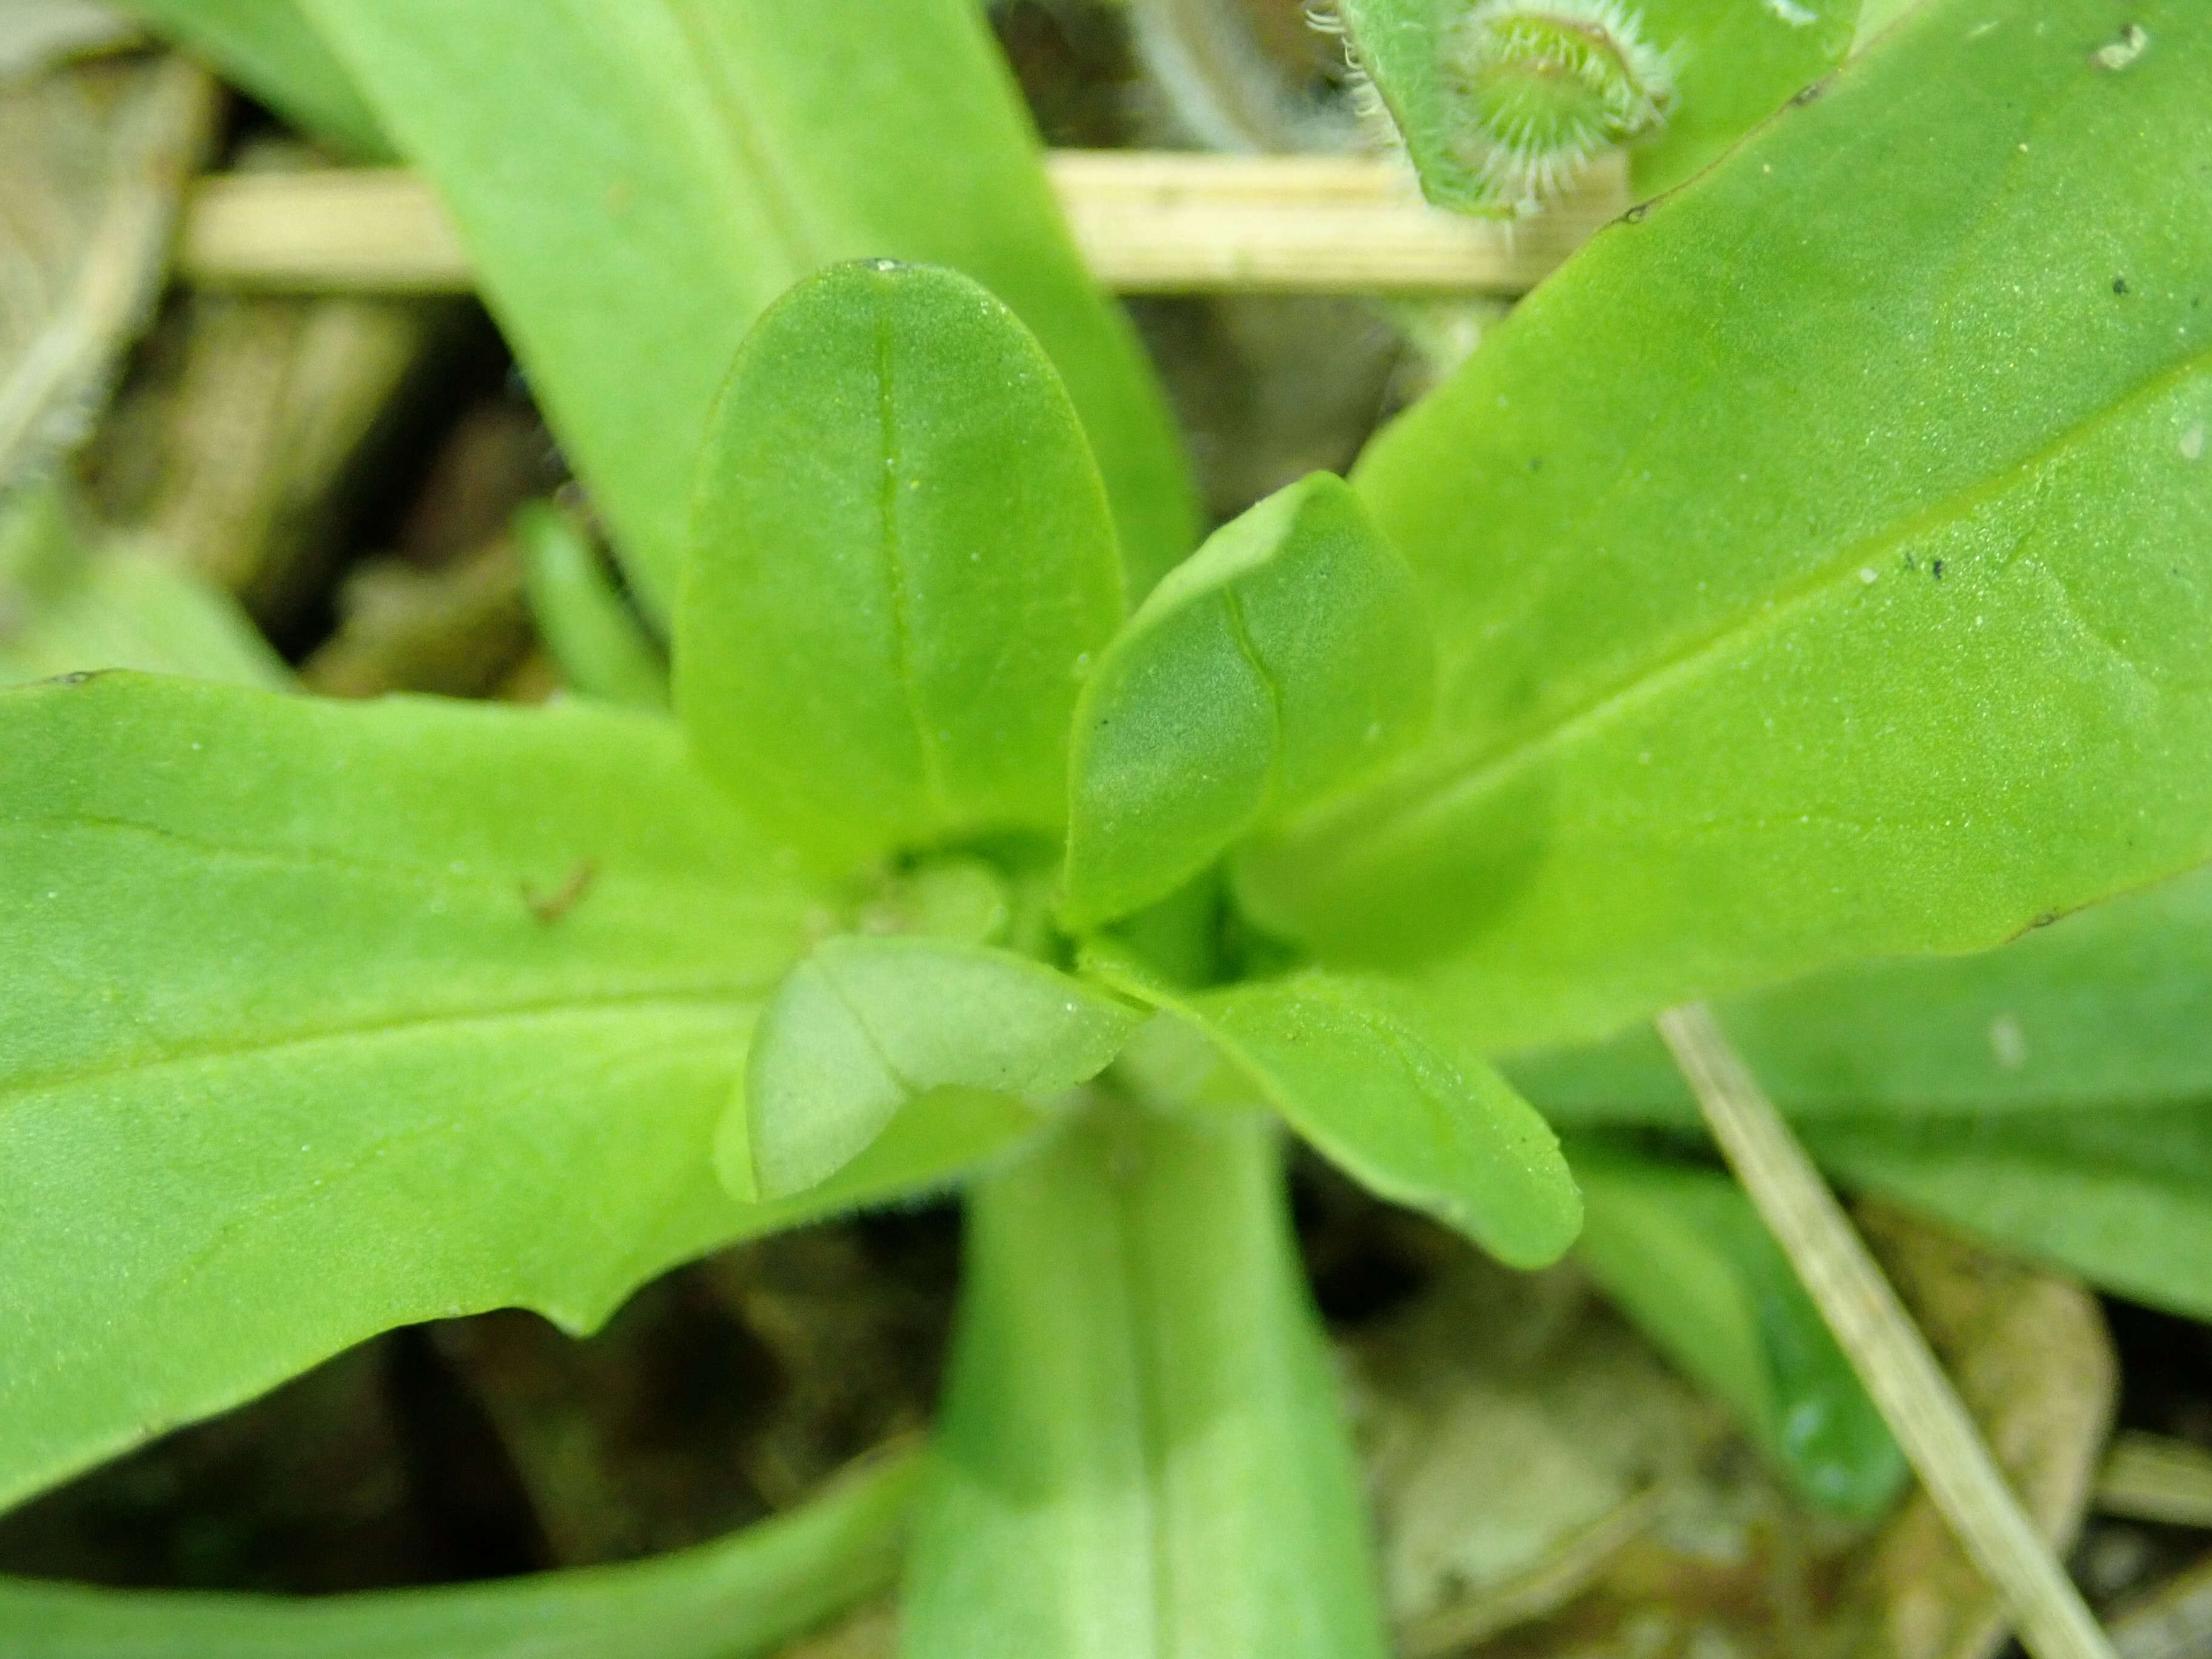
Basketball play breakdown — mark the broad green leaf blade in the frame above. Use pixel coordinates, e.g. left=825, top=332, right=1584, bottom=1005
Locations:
left=515, top=500, right=669, bottom=711
left=0, top=675, right=1035, bottom=1511
left=120, top=0, right=394, bottom=160
left=1571, top=1146, right=1907, bottom=1519
left=1241, top=0, right=2212, bottom=1053
left=1630, top=0, right=1859, bottom=196
left=738, top=934, right=1141, bottom=1201
left=1062, top=473, right=1432, bottom=930
left=679, top=262, right=1124, bottom=870
left=1162, top=971, right=1581, bottom=1268
left=0, top=1446, right=919, bottom=1658
left=1513, top=863, right=2212, bottom=1128
left=300, top=0, right=1196, bottom=619
left=1806, top=1107, right=2212, bottom=1322
left=903, top=1108, right=1388, bottom=1659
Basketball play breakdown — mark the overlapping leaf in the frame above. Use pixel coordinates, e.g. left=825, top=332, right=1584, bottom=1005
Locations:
left=0, top=675, right=1034, bottom=1510
left=1240, top=0, right=2212, bottom=1053
left=1062, top=473, right=1431, bottom=930
left=678, top=262, right=1124, bottom=870
left=302, top=0, right=1196, bottom=618
left=734, top=935, right=1139, bottom=1200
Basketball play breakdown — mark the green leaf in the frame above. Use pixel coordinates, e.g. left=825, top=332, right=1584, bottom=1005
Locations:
left=300, top=0, right=1196, bottom=619
left=1062, top=474, right=1432, bottom=930
left=737, top=934, right=1142, bottom=1202
left=1329, top=0, right=1677, bottom=215
left=0, top=675, right=1028, bottom=1510
left=0, top=1446, right=919, bottom=1658
left=903, top=1107, right=1388, bottom=1659
left=1, top=484, right=291, bottom=692
left=515, top=500, right=669, bottom=711
left=1630, top=0, right=1860, bottom=196
left=118, top=0, right=394, bottom=160
left=1806, top=1107, right=2212, bottom=1322
left=678, top=262, right=1125, bottom=872
left=1241, top=0, right=2212, bottom=1054
left=1513, top=863, right=2212, bottom=1128
left=1571, top=1145, right=1907, bottom=1520
left=1098, top=956, right=1581, bottom=1268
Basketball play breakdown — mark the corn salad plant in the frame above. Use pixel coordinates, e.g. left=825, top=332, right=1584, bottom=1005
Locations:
left=4, top=0, right=2209, bottom=1654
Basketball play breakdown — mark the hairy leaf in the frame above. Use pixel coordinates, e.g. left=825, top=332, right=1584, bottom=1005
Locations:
left=679, top=262, right=1124, bottom=870
left=1061, top=473, right=1431, bottom=930
left=1241, top=0, right=2212, bottom=1052
left=120, top=0, right=394, bottom=159
left=1573, top=1146, right=1906, bottom=1519
left=302, top=0, right=1195, bottom=618
left=735, top=934, right=1141, bottom=1200
left=1807, top=1108, right=2212, bottom=1322
left=515, top=500, right=669, bottom=711
left=903, top=1109, right=1388, bottom=1659
left=1514, top=863, right=2212, bottom=1126
left=0, top=676, right=1028, bottom=1510
left=0, top=1447, right=917, bottom=1657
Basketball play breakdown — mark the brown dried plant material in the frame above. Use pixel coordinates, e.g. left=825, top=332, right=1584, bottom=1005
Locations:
left=1346, top=1203, right=2116, bottom=1659
left=0, top=48, right=214, bottom=494
left=300, top=536, right=533, bottom=699
left=1842, top=1202, right=2118, bottom=1659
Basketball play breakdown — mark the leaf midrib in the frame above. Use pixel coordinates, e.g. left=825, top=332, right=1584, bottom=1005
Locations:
left=1345, top=340, right=2212, bottom=851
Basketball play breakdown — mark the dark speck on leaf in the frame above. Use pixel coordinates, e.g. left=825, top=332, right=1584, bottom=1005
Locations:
left=1624, top=204, right=1648, bottom=223
left=2113, top=277, right=2130, bottom=295
left=1931, top=559, right=1945, bottom=580
left=1528, top=456, right=1543, bottom=472
left=523, top=858, right=599, bottom=924
left=1790, top=80, right=1827, bottom=107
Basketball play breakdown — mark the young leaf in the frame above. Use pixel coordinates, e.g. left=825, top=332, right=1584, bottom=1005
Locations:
left=1329, top=0, right=1676, bottom=215
left=903, top=1108, right=1388, bottom=1659
left=678, top=262, right=1124, bottom=872
left=1806, top=1107, right=2212, bottom=1323
left=1140, top=970, right=1583, bottom=1268
left=0, top=675, right=1034, bottom=1511
left=1062, top=473, right=1432, bottom=930
left=737, top=934, right=1141, bottom=1201
left=1514, top=863, right=2212, bottom=1128
left=0, top=1445, right=919, bottom=1658
left=300, top=0, right=1196, bottom=619
left=1571, top=1145, right=1907, bottom=1520
left=1241, top=0, right=2212, bottom=1053
left=119, top=0, right=395, bottom=160
left=515, top=499, right=669, bottom=710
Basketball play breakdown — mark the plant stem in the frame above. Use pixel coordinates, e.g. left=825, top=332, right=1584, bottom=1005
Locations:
left=901, top=1094, right=1387, bottom=1658
left=1656, top=1002, right=2118, bottom=1659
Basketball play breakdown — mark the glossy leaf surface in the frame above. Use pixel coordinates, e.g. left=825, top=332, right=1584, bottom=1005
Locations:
left=302, top=0, right=1195, bottom=618
left=121, top=0, right=393, bottom=158
left=1807, top=1108, right=2212, bottom=1322
left=903, top=1108, right=1387, bottom=1659
left=1062, top=473, right=1431, bottom=930
left=679, top=263, right=1124, bottom=872
left=0, top=676, right=1031, bottom=1510
left=1514, top=863, right=2212, bottom=1126
left=735, top=935, right=1140, bottom=1201
left=516, top=500, right=669, bottom=711
left=1573, top=1146, right=1906, bottom=1519
left=0, top=1448, right=917, bottom=1657
left=1109, top=964, right=1582, bottom=1269
left=1243, top=0, right=2212, bottom=1053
